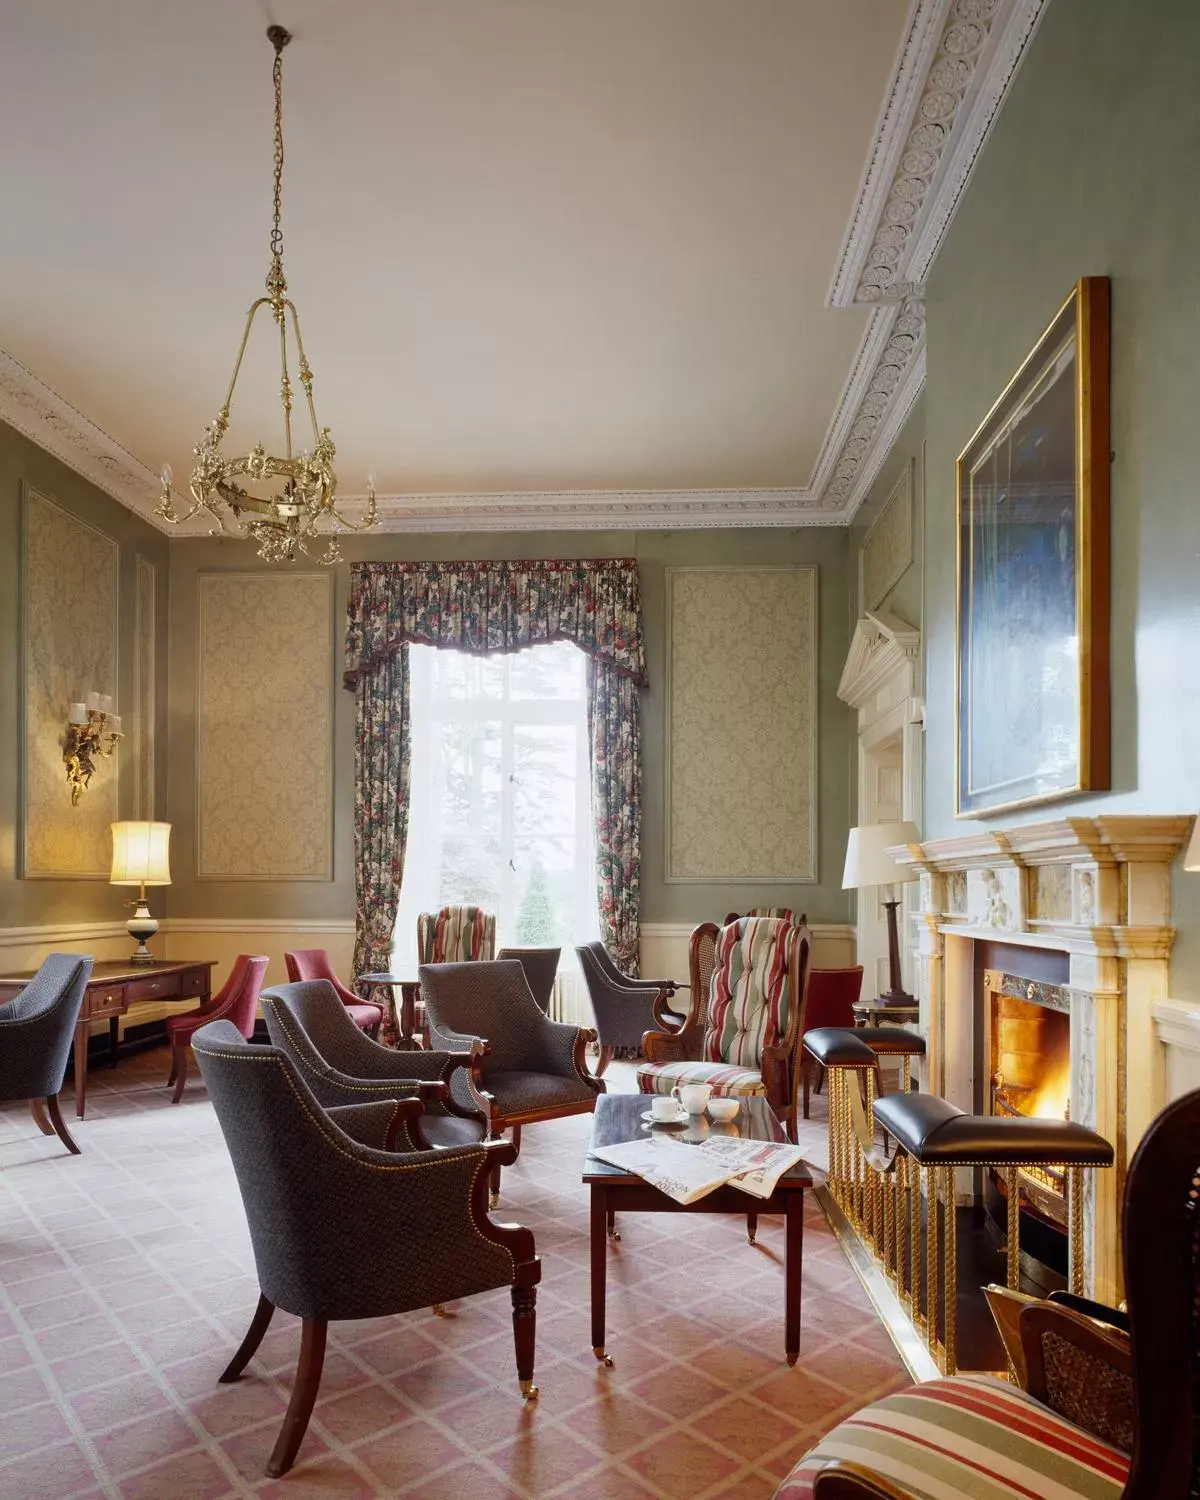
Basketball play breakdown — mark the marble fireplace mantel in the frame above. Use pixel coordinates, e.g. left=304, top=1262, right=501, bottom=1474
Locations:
left=887, top=814, right=1192, bottom=1304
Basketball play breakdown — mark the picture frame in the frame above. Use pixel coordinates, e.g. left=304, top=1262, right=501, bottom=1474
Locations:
left=955, top=277, right=1110, bottom=818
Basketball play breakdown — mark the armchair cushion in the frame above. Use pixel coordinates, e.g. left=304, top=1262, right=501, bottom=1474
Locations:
left=485, top=1069, right=599, bottom=1117
left=777, top=1376, right=1129, bottom=1499
left=705, top=918, right=791, bottom=1068
left=636, top=1060, right=767, bottom=1097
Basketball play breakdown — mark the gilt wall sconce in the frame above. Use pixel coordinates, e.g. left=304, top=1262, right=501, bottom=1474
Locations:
left=64, top=692, right=122, bottom=805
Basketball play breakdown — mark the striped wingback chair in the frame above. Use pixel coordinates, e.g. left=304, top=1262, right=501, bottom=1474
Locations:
left=418, top=905, right=497, bottom=965
left=774, top=1086, right=1200, bottom=1499
left=638, top=917, right=810, bottom=1122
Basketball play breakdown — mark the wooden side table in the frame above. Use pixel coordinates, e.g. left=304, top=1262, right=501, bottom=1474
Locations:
left=0, top=959, right=216, bottom=1117
left=357, top=972, right=423, bottom=1048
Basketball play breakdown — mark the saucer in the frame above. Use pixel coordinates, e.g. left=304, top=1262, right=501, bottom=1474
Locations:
left=640, top=1108, right=688, bottom=1127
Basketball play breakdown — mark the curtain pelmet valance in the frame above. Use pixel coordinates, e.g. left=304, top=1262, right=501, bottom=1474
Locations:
left=343, top=558, right=647, bottom=690
left=345, top=557, right=647, bottom=1025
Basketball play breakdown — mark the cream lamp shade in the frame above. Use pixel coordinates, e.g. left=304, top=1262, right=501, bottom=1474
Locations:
left=110, top=821, right=172, bottom=887
left=842, top=820, right=921, bottom=890
left=1184, top=818, right=1200, bottom=872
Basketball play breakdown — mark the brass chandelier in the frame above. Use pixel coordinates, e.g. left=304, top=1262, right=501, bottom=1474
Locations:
left=157, top=25, right=377, bottom=564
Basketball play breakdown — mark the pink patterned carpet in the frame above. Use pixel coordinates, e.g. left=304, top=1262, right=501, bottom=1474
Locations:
left=0, top=1050, right=908, bottom=1499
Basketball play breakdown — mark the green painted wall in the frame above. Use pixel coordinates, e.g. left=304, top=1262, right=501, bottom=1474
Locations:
left=922, top=0, right=1200, bottom=990
left=166, top=527, right=854, bottom=928
left=0, top=419, right=171, bottom=927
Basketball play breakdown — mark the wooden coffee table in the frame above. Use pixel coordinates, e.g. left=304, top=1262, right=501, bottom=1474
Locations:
left=583, top=1093, right=813, bottom=1367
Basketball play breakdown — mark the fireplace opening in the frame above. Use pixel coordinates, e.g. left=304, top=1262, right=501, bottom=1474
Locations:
left=982, top=971, right=1072, bottom=1289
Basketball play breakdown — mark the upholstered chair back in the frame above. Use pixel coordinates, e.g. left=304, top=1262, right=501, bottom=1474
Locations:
left=703, top=918, right=808, bottom=1069
left=418, top=906, right=496, bottom=965
left=215, top=954, right=271, bottom=1039
left=0, top=953, right=92, bottom=1101
left=496, top=947, right=560, bottom=1013
left=284, top=949, right=358, bottom=1006
left=420, top=959, right=547, bottom=1074
left=802, top=966, right=864, bottom=1034
left=722, top=907, right=805, bottom=926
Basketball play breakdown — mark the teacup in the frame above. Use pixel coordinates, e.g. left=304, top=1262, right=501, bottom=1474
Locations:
left=673, top=1082, right=713, bottom=1116
left=707, top=1097, right=740, bottom=1123
left=650, top=1094, right=681, bottom=1122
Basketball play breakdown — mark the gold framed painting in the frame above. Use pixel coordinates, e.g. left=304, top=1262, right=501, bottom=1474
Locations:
left=955, top=276, right=1110, bottom=818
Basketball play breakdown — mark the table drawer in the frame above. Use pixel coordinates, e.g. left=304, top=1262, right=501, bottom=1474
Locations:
left=124, top=974, right=179, bottom=1004
left=179, top=967, right=210, bottom=999
left=89, top=985, right=126, bottom=1018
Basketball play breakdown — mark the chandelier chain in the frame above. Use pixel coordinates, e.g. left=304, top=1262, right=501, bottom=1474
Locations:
left=271, top=43, right=285, bottom=263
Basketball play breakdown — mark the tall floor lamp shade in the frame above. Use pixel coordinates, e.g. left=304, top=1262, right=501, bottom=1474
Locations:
left=111, top=821, right=171, bottom=963
left=843, top=820, right=921, bottom=1007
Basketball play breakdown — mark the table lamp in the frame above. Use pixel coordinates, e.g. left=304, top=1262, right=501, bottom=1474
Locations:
left=110, top=821, right=171, bottom=963
left=842, top=820, right=921, bottom=1008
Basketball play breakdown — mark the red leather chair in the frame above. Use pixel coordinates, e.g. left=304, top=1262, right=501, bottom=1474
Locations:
left=167, top=954, right=269, bottom=1104
left=799, top=966, right=863, bottom=1119
left=283, top=949, right=383, bottom=1036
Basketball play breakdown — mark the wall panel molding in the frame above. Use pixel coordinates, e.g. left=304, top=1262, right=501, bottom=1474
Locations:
left=20, top=485, right=119, bottom=879
left=861, top=460, right=914, bottom=609
left=196, top=572, right=334, bottom=881
left=665, top=566, right=818, bottom=884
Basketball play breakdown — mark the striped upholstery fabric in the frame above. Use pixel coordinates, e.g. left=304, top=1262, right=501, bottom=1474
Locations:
left=776, top=1376, right=1130, bottom=1499
left=704, top=918, right=790, bottom=1069
left=419, top=905, right=496, bottom=964
left=636, top=1060, right=766, bottom=1097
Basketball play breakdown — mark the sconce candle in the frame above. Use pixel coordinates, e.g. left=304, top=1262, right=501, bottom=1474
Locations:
left=63, top=693, right=122, bottom=805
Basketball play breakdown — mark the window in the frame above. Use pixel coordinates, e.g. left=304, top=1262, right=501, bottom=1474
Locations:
left=392, top=642, right=600, bottom=967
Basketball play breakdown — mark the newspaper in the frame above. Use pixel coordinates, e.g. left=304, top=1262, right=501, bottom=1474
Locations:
left=588, top=1134, right=805, bottom=1205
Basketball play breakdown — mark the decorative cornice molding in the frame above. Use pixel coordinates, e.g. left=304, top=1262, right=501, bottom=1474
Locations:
left=837, top=608, right=921, bottom=710
left=0, top=1, right=1047, bottom=535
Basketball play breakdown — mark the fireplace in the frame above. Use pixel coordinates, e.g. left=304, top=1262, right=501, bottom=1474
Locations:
left=892, top=814, right=1193, bottom=1305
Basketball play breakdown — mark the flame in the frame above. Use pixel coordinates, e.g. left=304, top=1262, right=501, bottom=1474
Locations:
left=1027, top=1051, right=1071, bottom=1121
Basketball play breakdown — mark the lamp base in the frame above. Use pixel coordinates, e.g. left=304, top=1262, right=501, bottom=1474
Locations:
left=126, top=901, right=159, bottom=964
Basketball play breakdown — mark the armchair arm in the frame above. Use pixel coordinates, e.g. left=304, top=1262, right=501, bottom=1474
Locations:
left=812, top=1463, right=910, bottom=1498
left=326, top=1099, right=420, bottom=1152
left=535, top=1017, right=603, bottom=1091
left=1018, top=1298, right=1133, bottom=1449
left=642, top=1027, right=692, bottom=1064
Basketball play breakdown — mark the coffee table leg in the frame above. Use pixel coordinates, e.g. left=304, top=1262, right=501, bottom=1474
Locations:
left=590, top=1187, right=614, bottom=1366
left=785, top=1191, right=804, bottom=1366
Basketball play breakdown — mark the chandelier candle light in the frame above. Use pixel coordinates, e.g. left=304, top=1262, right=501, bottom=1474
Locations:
left=157, top=25, right=377, bottom=564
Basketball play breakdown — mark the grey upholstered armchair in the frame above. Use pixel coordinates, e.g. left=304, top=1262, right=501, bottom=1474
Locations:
left=192, top=1020, right=540, bottom=1479
left=261, top=979, right=486, bottom=1148
left=0, top=953, right=92, bottom=1156
left=576, top=941, right=686, bottom=1076
left=420, top=958, right=604, bottom=1202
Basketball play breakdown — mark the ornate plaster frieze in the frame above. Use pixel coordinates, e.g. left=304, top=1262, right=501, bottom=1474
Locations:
left=816, top=0, right=1051, bottom=518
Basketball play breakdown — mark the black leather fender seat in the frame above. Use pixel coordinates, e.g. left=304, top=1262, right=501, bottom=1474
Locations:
left=873, top=1093, right=1113, bottom=1167
left=852, top=1024, right=925, bottom=1058
left=803, top=1027, right=876, bottom=1069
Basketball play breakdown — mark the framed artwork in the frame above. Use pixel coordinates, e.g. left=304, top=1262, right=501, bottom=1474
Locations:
left=955, top=277, right=1110, bottom=818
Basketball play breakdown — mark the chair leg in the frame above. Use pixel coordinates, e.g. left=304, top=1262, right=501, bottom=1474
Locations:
left=814, top=1061, right=825, bottom=1096
left=802, top=1057, right=811, bottom=1120
left=511, top=1284, right=538, bottom=1401
left=489, top=1157, right=502, bottom=1211
left=170, top=1043, right=190, bottom=1104
left=510, top=1124, right=523, bottom=1157
left=747, top=1212, right=758, bottom=1246
left=29, top=1098, right=54, bottom=1136
left=595, top=1045, right=614, bottom=1079
left=266, top=1318, right=327, bottom=1478
left=219, top=1294, right=277, bottom=1383
left=45, top=1095, right=81, bottom=1156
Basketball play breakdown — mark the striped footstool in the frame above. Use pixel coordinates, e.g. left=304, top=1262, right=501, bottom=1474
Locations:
left=776, top=1376, right=1129, bottom=1499
left=636, top=1060, right=766, bottom=1097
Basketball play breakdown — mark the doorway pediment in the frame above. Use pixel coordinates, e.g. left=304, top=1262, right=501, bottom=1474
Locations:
left=837, top=609, right=920, bottom=710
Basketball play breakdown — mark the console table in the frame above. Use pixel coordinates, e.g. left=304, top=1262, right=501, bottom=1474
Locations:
left=0, top=959, right=216, bottom=1118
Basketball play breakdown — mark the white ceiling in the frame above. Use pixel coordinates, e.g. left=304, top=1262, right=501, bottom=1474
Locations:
left=0, top=1, right=1046, bottom=530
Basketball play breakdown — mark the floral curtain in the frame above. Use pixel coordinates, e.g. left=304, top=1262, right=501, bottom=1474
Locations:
left=345, top=559, right=647, bottom=1005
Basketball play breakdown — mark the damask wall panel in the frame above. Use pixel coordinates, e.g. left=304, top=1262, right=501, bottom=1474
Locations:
left=861, top=461, right=913, bottom=610
left=666, top=566, right=817, bottom=882
left=21, top=487, right=119, bottom=878
left=197, top=573, right=333, bottom=880
left=133, top=556, right=156, bottom=819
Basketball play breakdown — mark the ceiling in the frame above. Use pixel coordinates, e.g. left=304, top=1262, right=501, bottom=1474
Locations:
left=0, top=1, right=1046, bottom=531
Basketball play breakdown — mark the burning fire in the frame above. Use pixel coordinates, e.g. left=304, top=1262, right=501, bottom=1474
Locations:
left=1024, top=1052, right=1070, bottom=1121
